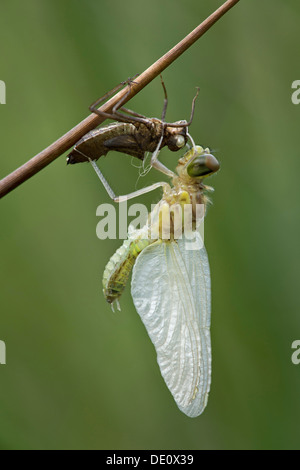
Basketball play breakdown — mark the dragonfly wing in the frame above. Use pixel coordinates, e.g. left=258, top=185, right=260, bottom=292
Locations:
left=131, top=232, right=211, bottom=417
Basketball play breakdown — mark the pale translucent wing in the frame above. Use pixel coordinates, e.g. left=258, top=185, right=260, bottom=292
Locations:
left=131, top=232, right=211, bottom=417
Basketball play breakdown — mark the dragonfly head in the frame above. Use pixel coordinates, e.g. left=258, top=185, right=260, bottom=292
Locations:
left=164, top=120, right=188, bottom=151
left=176, top=146, right=220, bottom=181
left=186, top=147, right=220, bottom=179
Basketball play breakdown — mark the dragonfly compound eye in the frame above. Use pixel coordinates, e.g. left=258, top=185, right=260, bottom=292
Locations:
left=187, top=153, right=220, bottom=178
left=174, top=135, right=186, bottom=148
left=167, top=134, right=186, bottom=151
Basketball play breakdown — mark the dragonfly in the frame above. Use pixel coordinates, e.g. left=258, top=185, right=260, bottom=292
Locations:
left=96, top=143, right=220, bottom=418
left=67, top=76, right=198, bottom=178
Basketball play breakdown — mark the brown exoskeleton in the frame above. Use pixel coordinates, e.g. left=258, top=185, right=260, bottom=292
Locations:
left=67, top=76, right=198, bottom=178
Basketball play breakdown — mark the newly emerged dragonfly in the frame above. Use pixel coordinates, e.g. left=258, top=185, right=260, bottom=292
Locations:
left=67, top=77, right=198, bottom=178
left=98, top=145, right=220, bottom=417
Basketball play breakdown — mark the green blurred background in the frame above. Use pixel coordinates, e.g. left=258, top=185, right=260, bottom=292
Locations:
left=1, top=0, right=300, bottom=450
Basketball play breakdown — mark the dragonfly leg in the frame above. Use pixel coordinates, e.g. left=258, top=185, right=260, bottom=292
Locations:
left=110, top=86, right=150, bottom=124
left=89, top=79, right=128, bottom=118
left=159, top=75, right=168, bottom=121
left=114, top=74, right=168, bottom=122
left=89, top=75, right=149, bottom=125
left=148, top=76, right=177, bottom=178
left=114, top=182, right=170, bottom=203
left=185, top=87, right=200, bottom=126
left=89, top=83, right=133, bottom=124
left=159, top=87, right=200, bottom=128
left=150, top=132, right=176, bottom=178
left=119, top=106, right=148, bottom=119
left=88, top=158, right=169, bottom=203
left=114, top=74, right=168, bottom=123
left=88, top=159, right=117, bottom=200
left=186, top=130, right=197, bottom=154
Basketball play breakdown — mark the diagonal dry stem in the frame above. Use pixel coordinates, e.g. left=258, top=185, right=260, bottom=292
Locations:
left=0, top=0, right=240, bottom=199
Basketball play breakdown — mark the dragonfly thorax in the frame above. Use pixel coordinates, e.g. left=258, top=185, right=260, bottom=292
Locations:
left=148, top=184, right=205, bottom=242
left=164, top=120, right=188, bottom=151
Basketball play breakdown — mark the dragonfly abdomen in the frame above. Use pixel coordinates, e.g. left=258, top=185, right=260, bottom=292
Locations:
left=102, top=236, right=151, bottom=307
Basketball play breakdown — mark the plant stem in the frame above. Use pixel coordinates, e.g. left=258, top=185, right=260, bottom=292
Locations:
left=0, top=0, right=240, bottom=199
